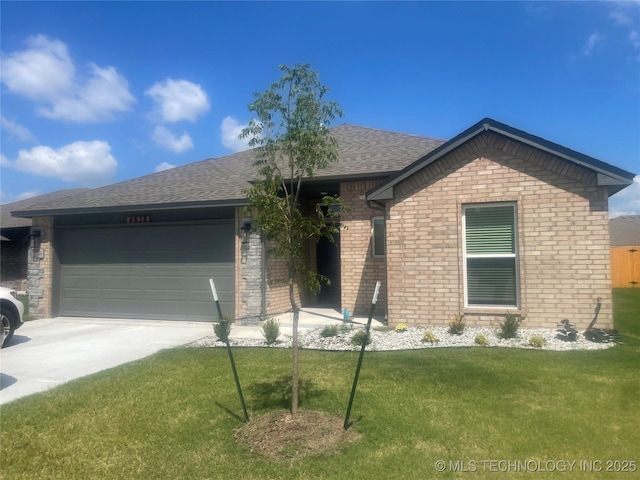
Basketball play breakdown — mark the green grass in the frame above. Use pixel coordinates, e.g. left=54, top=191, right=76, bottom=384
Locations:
left=17, top=294, right=37, bottom=322
left=1, top=290, right=639, bottom=479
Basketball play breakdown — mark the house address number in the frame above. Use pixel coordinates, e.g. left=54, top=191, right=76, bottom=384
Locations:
left=126, top=216, right=151, bottom=224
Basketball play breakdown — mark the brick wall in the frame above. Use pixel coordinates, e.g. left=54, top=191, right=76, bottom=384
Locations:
left=386, top=131, right=612, bottom=329
left=340, top=180, right=388, bottom=317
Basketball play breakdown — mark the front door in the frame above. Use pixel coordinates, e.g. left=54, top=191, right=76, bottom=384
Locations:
left=316, top=233, right=340, bottom=308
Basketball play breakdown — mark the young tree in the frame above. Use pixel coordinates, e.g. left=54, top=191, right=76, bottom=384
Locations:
left=241, top=64, right=344, bottom=414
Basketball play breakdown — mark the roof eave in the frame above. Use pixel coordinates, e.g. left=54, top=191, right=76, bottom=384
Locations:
left=366, top=118, right=636, bottom=201
left=12, top=198, right=251, bottom=218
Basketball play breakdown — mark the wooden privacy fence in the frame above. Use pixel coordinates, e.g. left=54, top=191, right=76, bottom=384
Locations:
left=611, top=246, right=639, bottom=288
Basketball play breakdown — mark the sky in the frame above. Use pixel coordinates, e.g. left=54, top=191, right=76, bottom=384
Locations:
left=1, top=1, right=638, bottom=217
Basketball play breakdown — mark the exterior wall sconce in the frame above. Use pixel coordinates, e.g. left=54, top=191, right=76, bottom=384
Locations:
left=240, top=221, right=252, bottom=244
left=30, top=229, right=41, bottom=260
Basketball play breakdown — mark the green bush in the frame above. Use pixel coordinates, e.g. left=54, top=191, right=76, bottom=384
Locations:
left=499, top=313, right=523, bottom=339
left=339, top=322, right=353, bottom=334
left=528, top=335, right=545, bottom=348
left=213, top=316, right=233, bottom=343
left=474, top=334, right=489, bottom=346
left=422, top=331, right=438, bottom=344
left=320, top=325, right=339, bottom=338
left=261, top=318, right=281, bottom=345
left=448, top=314, right=466, bottom=335
left=351, top=330, right=371, bottom=347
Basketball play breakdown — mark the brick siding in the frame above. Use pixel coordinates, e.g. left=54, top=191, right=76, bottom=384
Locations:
left=386, top=131, right=612, bottom=329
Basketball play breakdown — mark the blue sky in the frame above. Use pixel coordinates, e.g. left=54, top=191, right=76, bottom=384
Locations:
left=1, top=1, right=638, bottom=217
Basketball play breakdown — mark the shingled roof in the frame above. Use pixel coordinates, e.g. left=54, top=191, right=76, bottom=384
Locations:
left=1, top=189, right=89, bottom=227
left=13, top=124, right=444, bottom=217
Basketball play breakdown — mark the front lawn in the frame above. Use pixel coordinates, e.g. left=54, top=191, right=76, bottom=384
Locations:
left=1, top=289, right=639, bottom=479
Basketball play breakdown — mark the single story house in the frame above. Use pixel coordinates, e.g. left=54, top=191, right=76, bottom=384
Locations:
left=1, top=189, right=88, bottom=291
left=13, top=118, right=635, bottom=329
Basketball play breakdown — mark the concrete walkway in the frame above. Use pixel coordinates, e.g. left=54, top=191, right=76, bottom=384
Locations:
left=0, top=309, right=382, bottom=405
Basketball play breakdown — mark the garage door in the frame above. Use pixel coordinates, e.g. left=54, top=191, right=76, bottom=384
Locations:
left=55, top=222, right=234, bottom=321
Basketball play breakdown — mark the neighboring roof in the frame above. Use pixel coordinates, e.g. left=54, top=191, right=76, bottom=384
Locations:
left=1, top=189, right=89, bottom=228
left=366, top=118, right=637, bottom=201
left=13, top=124, right=444, bottom=217
left=610, top=215, right=640, bottom=246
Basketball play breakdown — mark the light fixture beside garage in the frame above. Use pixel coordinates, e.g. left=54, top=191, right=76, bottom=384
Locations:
left=240, top=220, right=252, bottom=244
left=29, top=229, right=41, bottom=261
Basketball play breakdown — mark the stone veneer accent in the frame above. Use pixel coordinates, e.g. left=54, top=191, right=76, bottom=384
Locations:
left=386, top=131, right=612, bottom=329
left=27, top=216, right=54, bottom=318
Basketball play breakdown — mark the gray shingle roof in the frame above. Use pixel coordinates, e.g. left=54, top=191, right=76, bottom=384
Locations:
left=610, top=215, right=640, bottom=246
left=1, top=189, right=89, bottom=227
left=13, top=124, right=444, bottom=217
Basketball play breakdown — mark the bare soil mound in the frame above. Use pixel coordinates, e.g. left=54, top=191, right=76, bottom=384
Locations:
left=234, top=409, right=361, bottom=461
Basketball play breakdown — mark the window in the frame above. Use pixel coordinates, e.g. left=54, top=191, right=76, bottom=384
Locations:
left=372, top=217, right=385, bottom=257
left=463, top=204, right=519, bottom=308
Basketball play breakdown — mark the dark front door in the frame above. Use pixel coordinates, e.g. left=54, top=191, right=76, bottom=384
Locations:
left=316, top=233, right=340, bottom=308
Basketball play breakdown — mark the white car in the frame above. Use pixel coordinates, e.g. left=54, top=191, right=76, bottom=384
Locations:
left=1, top=287, right=25, bottom=347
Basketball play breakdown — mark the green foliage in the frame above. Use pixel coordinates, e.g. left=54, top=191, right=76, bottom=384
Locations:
left=448, top=314, right=466, bottom=335
left=474, top=334, right=489, bottom=346
left=528, top=335, right=545, bottom=348
left=240, top=64, right=345, bottom=296
left=261, top=318, right=281, bottom=345
left=319, top=325, right=339, bottom=338
left=350, top=330, right=371, bottom=346
left=213, top=316, right=233, bottom=343
left=499, top=313, right=523, bottom=339
left=339, top=322, right=353, bottom=334
left=421, top=331, right=438, bottom=344
left=395, top=323, right=408, bottom=333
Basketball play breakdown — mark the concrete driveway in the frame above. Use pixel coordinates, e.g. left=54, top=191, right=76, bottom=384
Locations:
left=0, top=317, right=213, bottom=405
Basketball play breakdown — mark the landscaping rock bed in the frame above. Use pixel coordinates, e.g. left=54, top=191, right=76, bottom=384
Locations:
left=191, top=325, right=616, bottom=351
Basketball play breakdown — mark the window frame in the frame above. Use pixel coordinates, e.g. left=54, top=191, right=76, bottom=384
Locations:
left=372, top=216, right=386, bottom=258
left=462, top=203, right=520, bottom=309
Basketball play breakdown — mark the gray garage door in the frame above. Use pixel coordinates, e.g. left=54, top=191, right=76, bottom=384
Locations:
left=55, top=222, right=234, bottom=321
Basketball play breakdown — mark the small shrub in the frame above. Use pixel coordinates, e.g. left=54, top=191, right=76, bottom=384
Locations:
left=475, top=334, right=489, bottom=346
left=422, top=331, right=438, bottom=344
left=261, top=318, right=281, bottom=345
left=320, top=325, right=339, bottom=338
left=213, top=316, right=233, bottom=343
left=448, top=314, right=466, bottom=335
left=528, top=335, right=545, bottom=348
left=339, top=322, right=353, bottom=334
left=499, top=313, right=523, bottom=339
left=395, top=323, right=408, bottom=333
left=351, top=330, right=371, bottom=346
left=373, top=325, right=389, bottom=332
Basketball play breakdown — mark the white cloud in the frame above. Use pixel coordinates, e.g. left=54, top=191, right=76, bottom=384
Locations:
left=145, top=79, right=210, bottom=123
left=6, top=140, right=117, bottom=186
left=0, top=189, right=41, bottom=204
left=0, top=35, right=135, bottom=122
left=151, top=126, right=194, bottom=153
left=610, top=175, right=640, bottom=218
left=155, top=161, right=176, bottom=172
left=583, top=32, right=605, bottom=56
left=0, top=35, right=74, bottom=101
left=609, top=8, right=633, bottom=27
left=0, top=115, right=36, bottom=142
left=220, top=116, right=255, bottom=152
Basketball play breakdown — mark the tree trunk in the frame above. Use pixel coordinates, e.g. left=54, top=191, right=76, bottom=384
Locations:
left=290, top=280, right=299, bottom=414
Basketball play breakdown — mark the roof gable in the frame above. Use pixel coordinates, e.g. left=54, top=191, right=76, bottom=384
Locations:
left=366, top=118, right=636, bottom=201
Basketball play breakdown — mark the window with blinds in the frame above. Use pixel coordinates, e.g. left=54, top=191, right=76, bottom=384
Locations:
left=372, top=217, right=385, bottom=257
left=463, top=204, right=519, bottom=307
